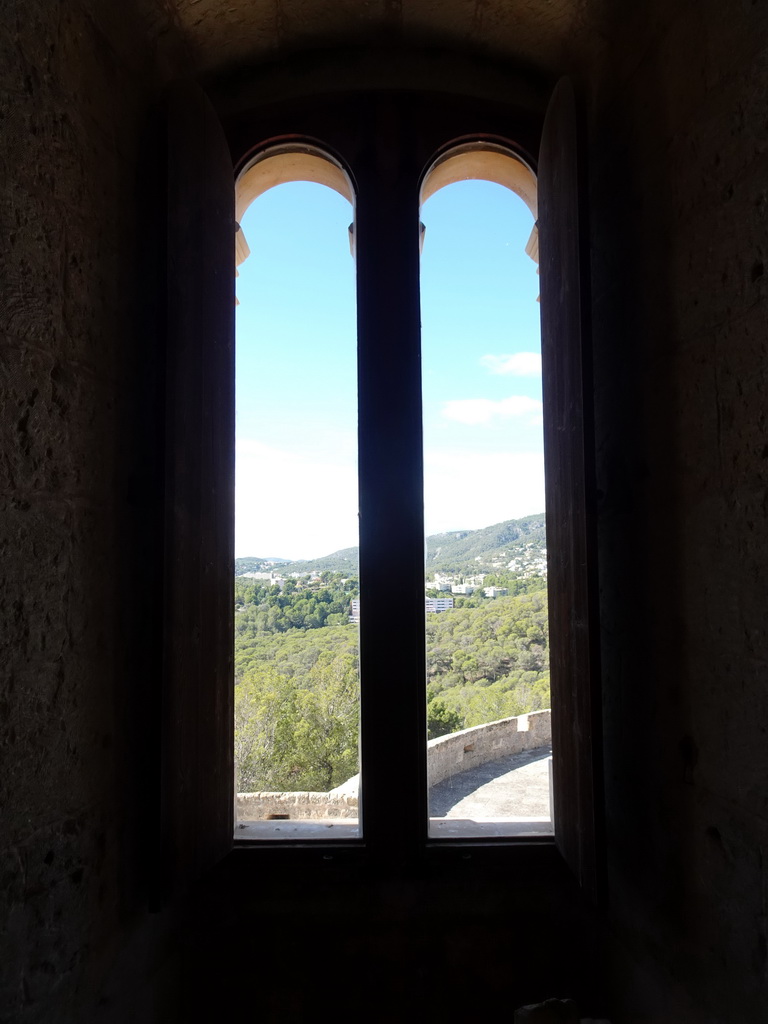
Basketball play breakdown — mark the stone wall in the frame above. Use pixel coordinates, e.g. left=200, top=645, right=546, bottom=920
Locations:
left=0, top=3, right=180, bottom=1020
left=427, top=710, right=551, bottom=788
left=237, top=787, right=359, bottom=820
left=587, top=2, right=768, bottom=1020
left=5, top=1, right=768, bottom=1021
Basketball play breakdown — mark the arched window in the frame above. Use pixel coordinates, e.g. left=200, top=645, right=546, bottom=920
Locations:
left=419, top=146, right=551, bottom=838
left=232, top=147, right=361, bottom=836
left=163, top=79, right=601, bottom=900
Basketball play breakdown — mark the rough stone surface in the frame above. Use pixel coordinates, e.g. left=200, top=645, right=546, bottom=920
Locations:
left=1, top=3, right=177, bottom=1021
left=3, top=1, right=768, bottom=1022
left=237, top=789, right=359, bottom=820
left=589, top=2, right=768, bottom=1020
left=166, top=0, right=599, bottom=79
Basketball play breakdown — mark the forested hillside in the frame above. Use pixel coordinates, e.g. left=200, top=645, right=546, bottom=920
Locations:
left=235, top=575, right=357, bottom=633
left=235, top=624, right=360, bottom=793
left=234, top=576, right=549, bottom=792
left=425, top=589, right=549, bottom=730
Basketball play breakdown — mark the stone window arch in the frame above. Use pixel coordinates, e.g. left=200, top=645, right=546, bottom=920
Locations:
left=234, top=143, right=355, bottom=292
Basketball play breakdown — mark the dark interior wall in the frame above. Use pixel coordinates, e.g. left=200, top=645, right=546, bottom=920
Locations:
left=0, top=6, right=599, bottom=1021
left=3, top=0, right=768, bottom=1020
left=0, top=7, right=605, bottom=1019
left=185, top=848, right=603, bottom=1022
left=0, top=3, right=180, bottom=1020
left=588, top=2, right=768, bottom=1021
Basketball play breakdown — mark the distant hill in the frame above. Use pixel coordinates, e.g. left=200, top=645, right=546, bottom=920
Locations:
left=236, top=514, right=546, bottom=577
left=426, top=513, right=546, bottom=573
left=264, top=546, right=359, bottom=575
left=235, top=556, right=290, bottom=575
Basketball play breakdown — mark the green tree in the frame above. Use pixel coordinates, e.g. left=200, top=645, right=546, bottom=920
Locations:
left=427, top=693, right=464, bottom=739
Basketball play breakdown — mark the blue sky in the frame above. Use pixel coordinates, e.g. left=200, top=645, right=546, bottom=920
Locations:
left=235, top=178, right=543, bottom=560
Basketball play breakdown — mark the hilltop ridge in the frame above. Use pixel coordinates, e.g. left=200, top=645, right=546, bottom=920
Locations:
left=235, top=513, right=546, bottom=578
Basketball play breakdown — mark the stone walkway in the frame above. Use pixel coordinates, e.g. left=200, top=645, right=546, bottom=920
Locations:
left=237, top=745, right=553, bottom=840
left=429, top=745, right=552, bottom=838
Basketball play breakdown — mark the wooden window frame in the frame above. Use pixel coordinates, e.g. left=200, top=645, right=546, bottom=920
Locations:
left=161, top=77, right=603, bottom=899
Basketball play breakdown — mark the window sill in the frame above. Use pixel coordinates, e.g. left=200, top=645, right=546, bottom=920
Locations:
left=235, top=817, right=551, bottom=843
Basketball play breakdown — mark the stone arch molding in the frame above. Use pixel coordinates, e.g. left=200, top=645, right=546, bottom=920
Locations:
left=420, top=142, right=540, bottom=264
left=234, top=143, right=355, bottom=291
left=234, top=140, right=539, bottom=285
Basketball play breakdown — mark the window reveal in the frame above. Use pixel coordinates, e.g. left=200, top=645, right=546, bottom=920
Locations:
left=163, top=80, right=601, bottom=897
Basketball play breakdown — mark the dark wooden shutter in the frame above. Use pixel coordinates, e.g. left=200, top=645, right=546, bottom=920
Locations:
left=538, top=78, right=603, bottom=899
left=162, top=82, right=235, bottom=892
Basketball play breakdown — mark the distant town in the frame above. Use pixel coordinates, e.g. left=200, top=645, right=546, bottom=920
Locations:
left=235, top=514, right=548, bottom=623
left=238, top=551, right=547, bottom=623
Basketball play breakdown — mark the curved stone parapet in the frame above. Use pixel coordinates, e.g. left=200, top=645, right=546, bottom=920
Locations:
left=235, top=709, right=552, bottom=820
left=427, top=709, right=551, bottom=788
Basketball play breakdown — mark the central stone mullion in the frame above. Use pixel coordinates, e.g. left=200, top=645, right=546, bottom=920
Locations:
left=355, top=104, right=428, bottom=862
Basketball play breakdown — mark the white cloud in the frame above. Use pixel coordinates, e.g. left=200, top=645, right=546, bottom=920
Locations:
left=235, top=438, right=546, bottom=560
left=423, top=449, right=545, bottom=535
left=441, top=395, right=543, bottom=425
left=235, top=438, right=358, bottom=560
left=480, top=352, right=542, bottom=376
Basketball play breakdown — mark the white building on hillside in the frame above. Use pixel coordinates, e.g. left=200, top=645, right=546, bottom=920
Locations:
left=351, top=596, right=454, bottom=622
